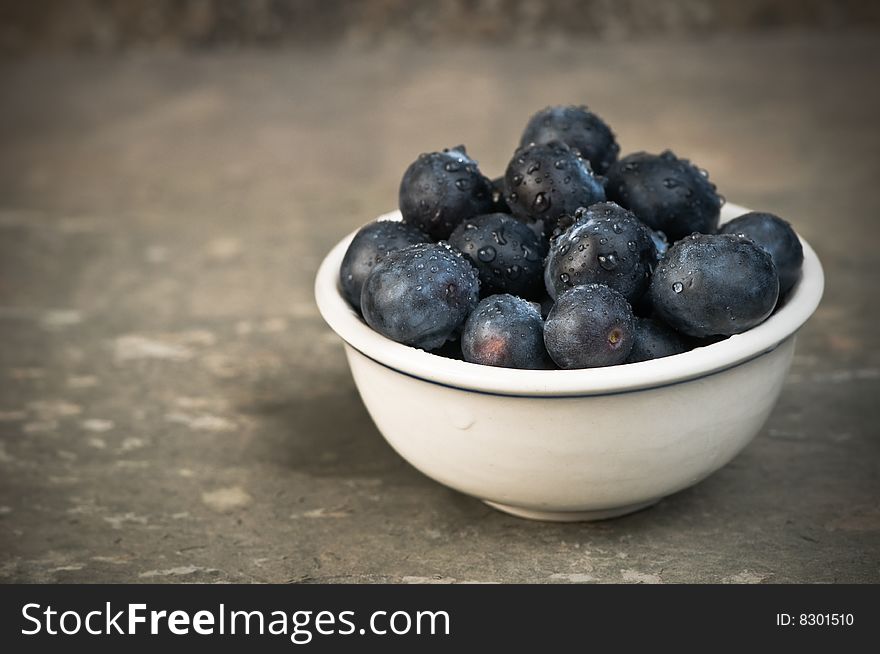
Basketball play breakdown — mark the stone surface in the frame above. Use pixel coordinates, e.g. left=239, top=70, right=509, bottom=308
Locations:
left=0, top=34, right=878, bottom=583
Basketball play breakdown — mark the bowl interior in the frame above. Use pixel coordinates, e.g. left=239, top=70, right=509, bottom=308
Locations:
left=315, top=203, right=824, bottom=396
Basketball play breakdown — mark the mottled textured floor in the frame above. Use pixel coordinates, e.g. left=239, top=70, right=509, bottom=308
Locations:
left=0, top=33, right=878, bottom=583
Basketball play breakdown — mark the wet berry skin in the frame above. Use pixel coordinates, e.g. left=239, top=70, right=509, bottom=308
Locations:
left=399, top=145, right=495, bottom=241
left=339, top=220, right=430, bottom=310
left=625, top=317, right=688, bottom=363
left=519, top=105, right=620, bottom=175
left=720, top=211, right=804, bottom=297
left=605, top=150, right=723, bottom=242
left=544, top=284, right=635, bottom=369
left=649, top=233, right=779, bottom=338
left=504, top=140, right=606, bottom=237
left=360, top=243, right=480, bottom=350
left=544, top=202, right=657, bottom=304
left=449, top=213, right=547, bottom=300
left=462, top=294, right=548, bottom=369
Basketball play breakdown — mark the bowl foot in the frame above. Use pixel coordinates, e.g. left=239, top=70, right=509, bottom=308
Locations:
left=483, top=499, right=659, bottom=522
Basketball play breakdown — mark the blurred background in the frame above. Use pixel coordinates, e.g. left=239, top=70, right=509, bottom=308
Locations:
left=2, top=0, right=879, bottom=51
left=0, top=1, right=878, bottom=583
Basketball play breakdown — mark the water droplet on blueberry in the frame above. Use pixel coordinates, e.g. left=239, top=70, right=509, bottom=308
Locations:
left=532, top=192, right=550, bottom=213
left=477, top=246, right=496, bottom=262
left=598, top=253, right=618, bottom=271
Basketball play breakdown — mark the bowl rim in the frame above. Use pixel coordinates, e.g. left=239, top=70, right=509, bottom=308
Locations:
left=314, top=203, right=824, bottom=397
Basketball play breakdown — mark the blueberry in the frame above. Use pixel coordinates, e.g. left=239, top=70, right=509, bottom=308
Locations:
left=544, top=284, right=635, bottom=369
left=339, top=220, right=430, bottom=309
left=544, top=202, right=657, bottom=304
left=360, top=243, right=480, bottom=350
left=649, top=233, right=779, bottom=338
left=449, top=213, right=547, bottom=299
left=504, top=140, right=606, bottom=237
left=720, top=211, right=803, bottom=297
left=462, top=294, right=548, bottom=369
left=519, top=105, right=620, bottom=175
left=605, top=151, right=723, bottom=241
left=399, top=145, right=495, bottom=241
left=625, top=317, right=688, bottom=363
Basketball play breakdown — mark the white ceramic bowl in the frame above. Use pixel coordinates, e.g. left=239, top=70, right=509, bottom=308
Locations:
left=315, top=204, right=824, bottom=521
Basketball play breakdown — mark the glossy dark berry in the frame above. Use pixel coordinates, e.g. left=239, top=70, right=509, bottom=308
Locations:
left=605, top=150, right=723, bottom=241
left=544, top=202, right=657, bottom=304
left=649, top=233, right=779, bottom=338
left=339, top=220, right=430, bottom=309
left=360, top=243, right=480, bottom=350
left=449, top=213, right=547, bottom=299
left=519, top=105, right=620, bottom=175
left=720, top=211, right=803, bottom=297
left=399, top=145, right=495, bottom=241
left=504, top=140, right=606, bottom=237
left=544, top=284, right=635, bottom=369
left=625, top=317, right=688, bottom=363
left=462, top=294, right=548, bottom=369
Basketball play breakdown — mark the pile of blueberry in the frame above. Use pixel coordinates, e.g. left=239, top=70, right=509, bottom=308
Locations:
left=339, top=105, right=804, bottom=370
